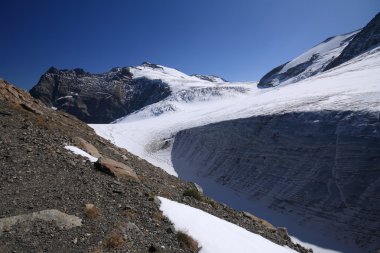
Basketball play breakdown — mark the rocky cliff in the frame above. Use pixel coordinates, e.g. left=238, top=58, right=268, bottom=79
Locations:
left=30, top=66, right=171, bottom=123
left=171, top=110, right=380, bottom=252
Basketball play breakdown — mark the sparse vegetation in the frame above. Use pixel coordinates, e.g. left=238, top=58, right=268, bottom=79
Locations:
left=105, top=232, right=125, bottom=249
left=152, top=211, right=164, bottom=221
left=204, top=198, right=217, bottom=208
left=84, top=204, right=100, bottom=219
left=121, top=209, right=136, bottom=219
left=89, top=248, right=102, bottom=253
left=176, top=231, right=200, bottom=252
left=183, top=189, right=218, bottom=208
left=183, top=189, right=202, bottom=201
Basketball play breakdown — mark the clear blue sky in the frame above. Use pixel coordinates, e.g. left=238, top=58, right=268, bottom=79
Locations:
left=0, top=0, right=379, bottom=89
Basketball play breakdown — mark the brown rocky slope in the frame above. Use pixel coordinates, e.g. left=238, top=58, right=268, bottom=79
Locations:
left=0, top=79, right=309, bottom=252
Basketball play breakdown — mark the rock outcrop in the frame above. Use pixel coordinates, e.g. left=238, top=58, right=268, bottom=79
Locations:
left=171, top=110, right=380, bottom=252
left=74, top=137, right=101, bottom=158
left=0, top=210, right=82, bottom=235
left=95, top=157, right=139, bottom=180
left=191, top=74, right=227, bottom=83
left=30, top=67, right=171, bottom=123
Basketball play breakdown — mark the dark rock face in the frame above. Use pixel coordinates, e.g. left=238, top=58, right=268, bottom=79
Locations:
left=256, top=62, right=288, bottom=88
left=324, top=12, right=380, bottom=71
left=171, top=110, right=380, bottom=252
left=30, top=67, right=171, bottom=123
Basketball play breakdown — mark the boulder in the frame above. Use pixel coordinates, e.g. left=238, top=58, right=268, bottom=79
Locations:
left=74, top=137, right=101, bottom=158
left=95, top=157, right=139, bottom=180
left=0, top=209, right=82, bottom=235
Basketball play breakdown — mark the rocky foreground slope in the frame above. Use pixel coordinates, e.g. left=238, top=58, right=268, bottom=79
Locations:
left=0, top=80, right=308, bottom=252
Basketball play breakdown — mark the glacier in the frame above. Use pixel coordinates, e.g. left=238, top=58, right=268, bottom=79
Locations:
left=91, top=46, right=380, bottom=252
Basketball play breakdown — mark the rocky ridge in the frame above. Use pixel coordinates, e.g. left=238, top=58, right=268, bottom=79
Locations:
left=30, top=66, right=171, bottom=123
left=0, top=79, right=308, bottom=252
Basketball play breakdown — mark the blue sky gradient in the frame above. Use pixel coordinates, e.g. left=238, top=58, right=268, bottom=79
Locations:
left=0, top=0, right=379, bottom=89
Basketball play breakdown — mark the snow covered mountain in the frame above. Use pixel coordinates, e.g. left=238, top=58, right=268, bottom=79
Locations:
left=94, top=65, right=254, bottom=175
left=257, top=30, right=359, bottom=87
left=116, top=63, right=249, bottom=124
left=91, top=13, right=380, bottom=253
left=325, top=12, right=380, bottom=71
left=29, top=62, right=232, bottom=124
left=258, top=12, right=380, bottom=88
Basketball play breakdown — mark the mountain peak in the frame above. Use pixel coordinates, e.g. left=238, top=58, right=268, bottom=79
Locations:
left=140, top=61, right=162, bottom=69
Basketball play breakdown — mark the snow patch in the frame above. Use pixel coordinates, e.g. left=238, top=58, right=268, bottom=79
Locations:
left=158, top=197, right=297, bottom=253
left=56, top=95, right=73, bottom=101
left=64, top=146, right=98, bottom=162
left=290, top=236, right=342, bottom=253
